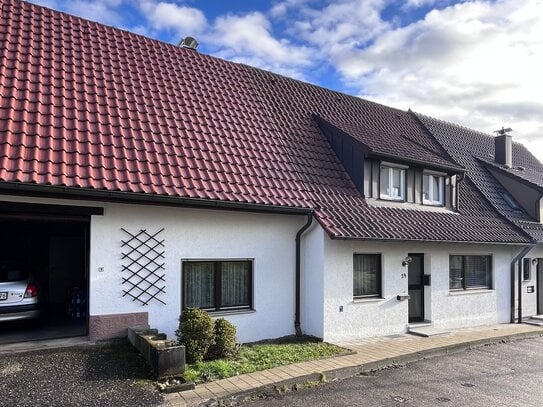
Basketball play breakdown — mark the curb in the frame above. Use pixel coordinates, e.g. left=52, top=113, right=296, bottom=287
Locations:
left=194, top=330, right=543, bottom=406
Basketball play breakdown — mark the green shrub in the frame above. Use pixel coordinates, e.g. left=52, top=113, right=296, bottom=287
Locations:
left=176, top=307, right=215, bottom=363
left=207, top=318, right=237, bottom=360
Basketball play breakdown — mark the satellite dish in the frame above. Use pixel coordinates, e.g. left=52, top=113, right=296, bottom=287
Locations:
left=178, top=36, right=199, bottom=50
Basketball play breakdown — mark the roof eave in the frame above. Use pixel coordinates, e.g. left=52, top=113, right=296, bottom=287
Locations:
left=329, top=234, right=534, bottom=245
left=0, top=182, right=313, bottom=216
left=478, top=159, right=543, bottom=193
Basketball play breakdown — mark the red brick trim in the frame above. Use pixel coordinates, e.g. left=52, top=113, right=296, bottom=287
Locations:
left=89, top=312, right=148, bottom=341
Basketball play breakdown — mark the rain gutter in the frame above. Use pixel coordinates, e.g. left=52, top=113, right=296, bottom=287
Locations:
left=511, top=245, right=534, bottom=323
left=295, top=211, right=314, bottom=336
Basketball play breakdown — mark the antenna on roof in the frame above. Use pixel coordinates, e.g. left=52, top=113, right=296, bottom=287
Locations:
left=493, top=126, right=512, bottom=135
left=178, top=36, right=199, bottom=50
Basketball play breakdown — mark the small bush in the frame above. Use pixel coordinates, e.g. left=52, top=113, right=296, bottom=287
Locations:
left=207, top=318, right=237, bottom=360
left=176, top=307, right=214, bottom=363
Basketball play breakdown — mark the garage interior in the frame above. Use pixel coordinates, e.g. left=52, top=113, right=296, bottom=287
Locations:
left=0, top=201, right=98, bottom=344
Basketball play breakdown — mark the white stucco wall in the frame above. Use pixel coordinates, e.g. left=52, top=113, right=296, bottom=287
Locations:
left=0, top=194, right=305, bottom=343
left=301, top=223, right=324, bottom=338
left=90, top=203, right=305, bottom=343
left=516, top=243, right=543, bottom=318
left=429, top=245, right=512, bottom=330
left=2, top=193, right=541, bottom=343
left=320, top=237, right=518, bottom=342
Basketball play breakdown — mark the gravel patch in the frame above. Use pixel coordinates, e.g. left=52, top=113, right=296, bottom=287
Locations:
left=0, top=340, right=164, bottom=407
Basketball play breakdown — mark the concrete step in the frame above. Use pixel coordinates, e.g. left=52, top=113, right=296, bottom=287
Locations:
left=523, top=317, right=543, bottom=327
left=408, top=326, right=451, bottom=338
left=408, top=321, right=432, bottom=329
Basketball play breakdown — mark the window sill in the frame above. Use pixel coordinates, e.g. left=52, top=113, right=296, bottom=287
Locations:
left=207, top=308, right=256, bottom=317
left=449, top=289, right=495, bottom=296
left=422, top=201, right=444, bottom=207
left=366, top=198, right=456, bottom=213
left=353, top=297, right=384, bottom=303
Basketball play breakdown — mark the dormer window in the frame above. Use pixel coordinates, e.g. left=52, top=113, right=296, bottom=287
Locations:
left=423, top=172, right=444, bottom=206
left=380, top=163, right=406, bottom=201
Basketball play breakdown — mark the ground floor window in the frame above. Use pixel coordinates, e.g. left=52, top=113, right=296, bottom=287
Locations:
left=353, top=254, right=382, bottom=298
left=523, top=258, right=532, bottom=281
left=449, top=255, right=492, bottom=290
left=182, top=260, right=252, bottom=311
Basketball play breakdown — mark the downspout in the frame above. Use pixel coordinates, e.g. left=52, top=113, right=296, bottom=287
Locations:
left=511, top=246, right=533, bottom=323
left=295, top=211, right=314, bottom=337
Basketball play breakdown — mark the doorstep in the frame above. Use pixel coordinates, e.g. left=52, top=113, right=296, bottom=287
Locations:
left=523, top=316, right=543, bottom=326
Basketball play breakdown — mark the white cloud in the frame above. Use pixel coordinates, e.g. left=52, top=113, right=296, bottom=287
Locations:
left=291, top=0, right=390, bottom=46
left=404, top=0, right=440, bottom=8
left=65, top=0, right=125, bottom=25
left=269, top=0, right=315, bottom=18
left=316, top=0, right=543, bottom=162
left=204, top=12, right=313, bottom=76
left=139, top=1, right=207, bottom=36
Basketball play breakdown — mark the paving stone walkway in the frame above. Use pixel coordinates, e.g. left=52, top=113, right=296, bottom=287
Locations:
left=165, top=323, right=543, bottom=407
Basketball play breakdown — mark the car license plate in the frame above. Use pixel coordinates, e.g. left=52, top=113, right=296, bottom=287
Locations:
left=0, top=292, right=7, bottom=301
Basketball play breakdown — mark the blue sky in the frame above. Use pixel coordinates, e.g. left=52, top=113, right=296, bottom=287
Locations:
left=29, top=0, right=543, bottom=161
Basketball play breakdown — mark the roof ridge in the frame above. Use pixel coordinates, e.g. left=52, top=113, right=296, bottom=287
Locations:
left=408, top=110, right=466, bottom=170
left=412, top=110, right=534, bottom=150
left=413, top=112, right=536, bottom=243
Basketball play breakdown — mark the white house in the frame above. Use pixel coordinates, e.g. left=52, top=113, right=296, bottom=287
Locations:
left=1, top=0, right=541, bottom=344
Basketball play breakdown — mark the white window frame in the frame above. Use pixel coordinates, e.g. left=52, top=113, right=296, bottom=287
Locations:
left=379, top=163, right=406, bottom=201
left=423, top=171, right=445, bottom=206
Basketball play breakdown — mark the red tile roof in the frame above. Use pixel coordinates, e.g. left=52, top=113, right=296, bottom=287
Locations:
left=0, top=0, right=532, bottom=243
left=0, top=0, right=311, bottom=208
left=246, top=70, right=531, bottom=243
left=416, top=112, right=543, bottom=242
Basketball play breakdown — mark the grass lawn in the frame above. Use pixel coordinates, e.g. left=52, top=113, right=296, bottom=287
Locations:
left=183, top=336, right=349, bottom=384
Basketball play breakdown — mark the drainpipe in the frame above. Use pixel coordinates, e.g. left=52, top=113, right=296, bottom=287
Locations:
left=295, top=212, right=314, bottom=337
left=511, top=246, right=533, bottom=323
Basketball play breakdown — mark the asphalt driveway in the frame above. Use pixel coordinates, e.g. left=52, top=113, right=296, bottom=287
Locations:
left=0, top=340, right=164, bottom=407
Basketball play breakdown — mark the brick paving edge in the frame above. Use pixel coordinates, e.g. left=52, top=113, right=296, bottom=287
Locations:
left=192, top=330, right=543, bottom=407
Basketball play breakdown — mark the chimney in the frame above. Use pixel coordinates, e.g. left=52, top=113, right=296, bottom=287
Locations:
left=494, top=127, right=513, bottom=168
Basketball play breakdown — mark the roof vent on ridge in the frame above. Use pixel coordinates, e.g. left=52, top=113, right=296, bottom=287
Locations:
left=493, top=126, right=513, bottom=168
left=178, top=36, right=199, bottom=50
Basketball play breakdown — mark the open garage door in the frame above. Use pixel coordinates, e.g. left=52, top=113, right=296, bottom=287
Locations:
left=0, top=201, right=102, bottom=344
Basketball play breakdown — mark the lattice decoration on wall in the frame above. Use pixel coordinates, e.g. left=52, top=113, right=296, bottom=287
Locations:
left=120, top=228, right=166, bottom=305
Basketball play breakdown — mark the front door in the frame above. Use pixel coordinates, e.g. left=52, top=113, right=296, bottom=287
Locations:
left=538, top=259, right=543, bottom=315
left=408, top=253, right=425, bottom=323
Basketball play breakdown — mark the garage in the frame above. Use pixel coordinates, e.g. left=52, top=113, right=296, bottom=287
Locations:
left=0, top=201, right=102, bottom=344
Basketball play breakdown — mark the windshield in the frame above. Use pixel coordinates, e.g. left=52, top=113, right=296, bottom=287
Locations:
left=0, top=266, right=29, bottom=283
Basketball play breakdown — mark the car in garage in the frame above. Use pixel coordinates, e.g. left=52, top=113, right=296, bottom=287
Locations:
left=0, top=263, right=41, bottom=322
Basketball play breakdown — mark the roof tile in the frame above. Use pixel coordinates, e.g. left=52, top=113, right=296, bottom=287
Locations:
left=0, top=0, right=532, bottom=243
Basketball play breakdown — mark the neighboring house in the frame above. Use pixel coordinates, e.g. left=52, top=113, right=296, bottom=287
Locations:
left=0, top=0, right=540, bottom=343
left=415, top=113, right=543, bottom=322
